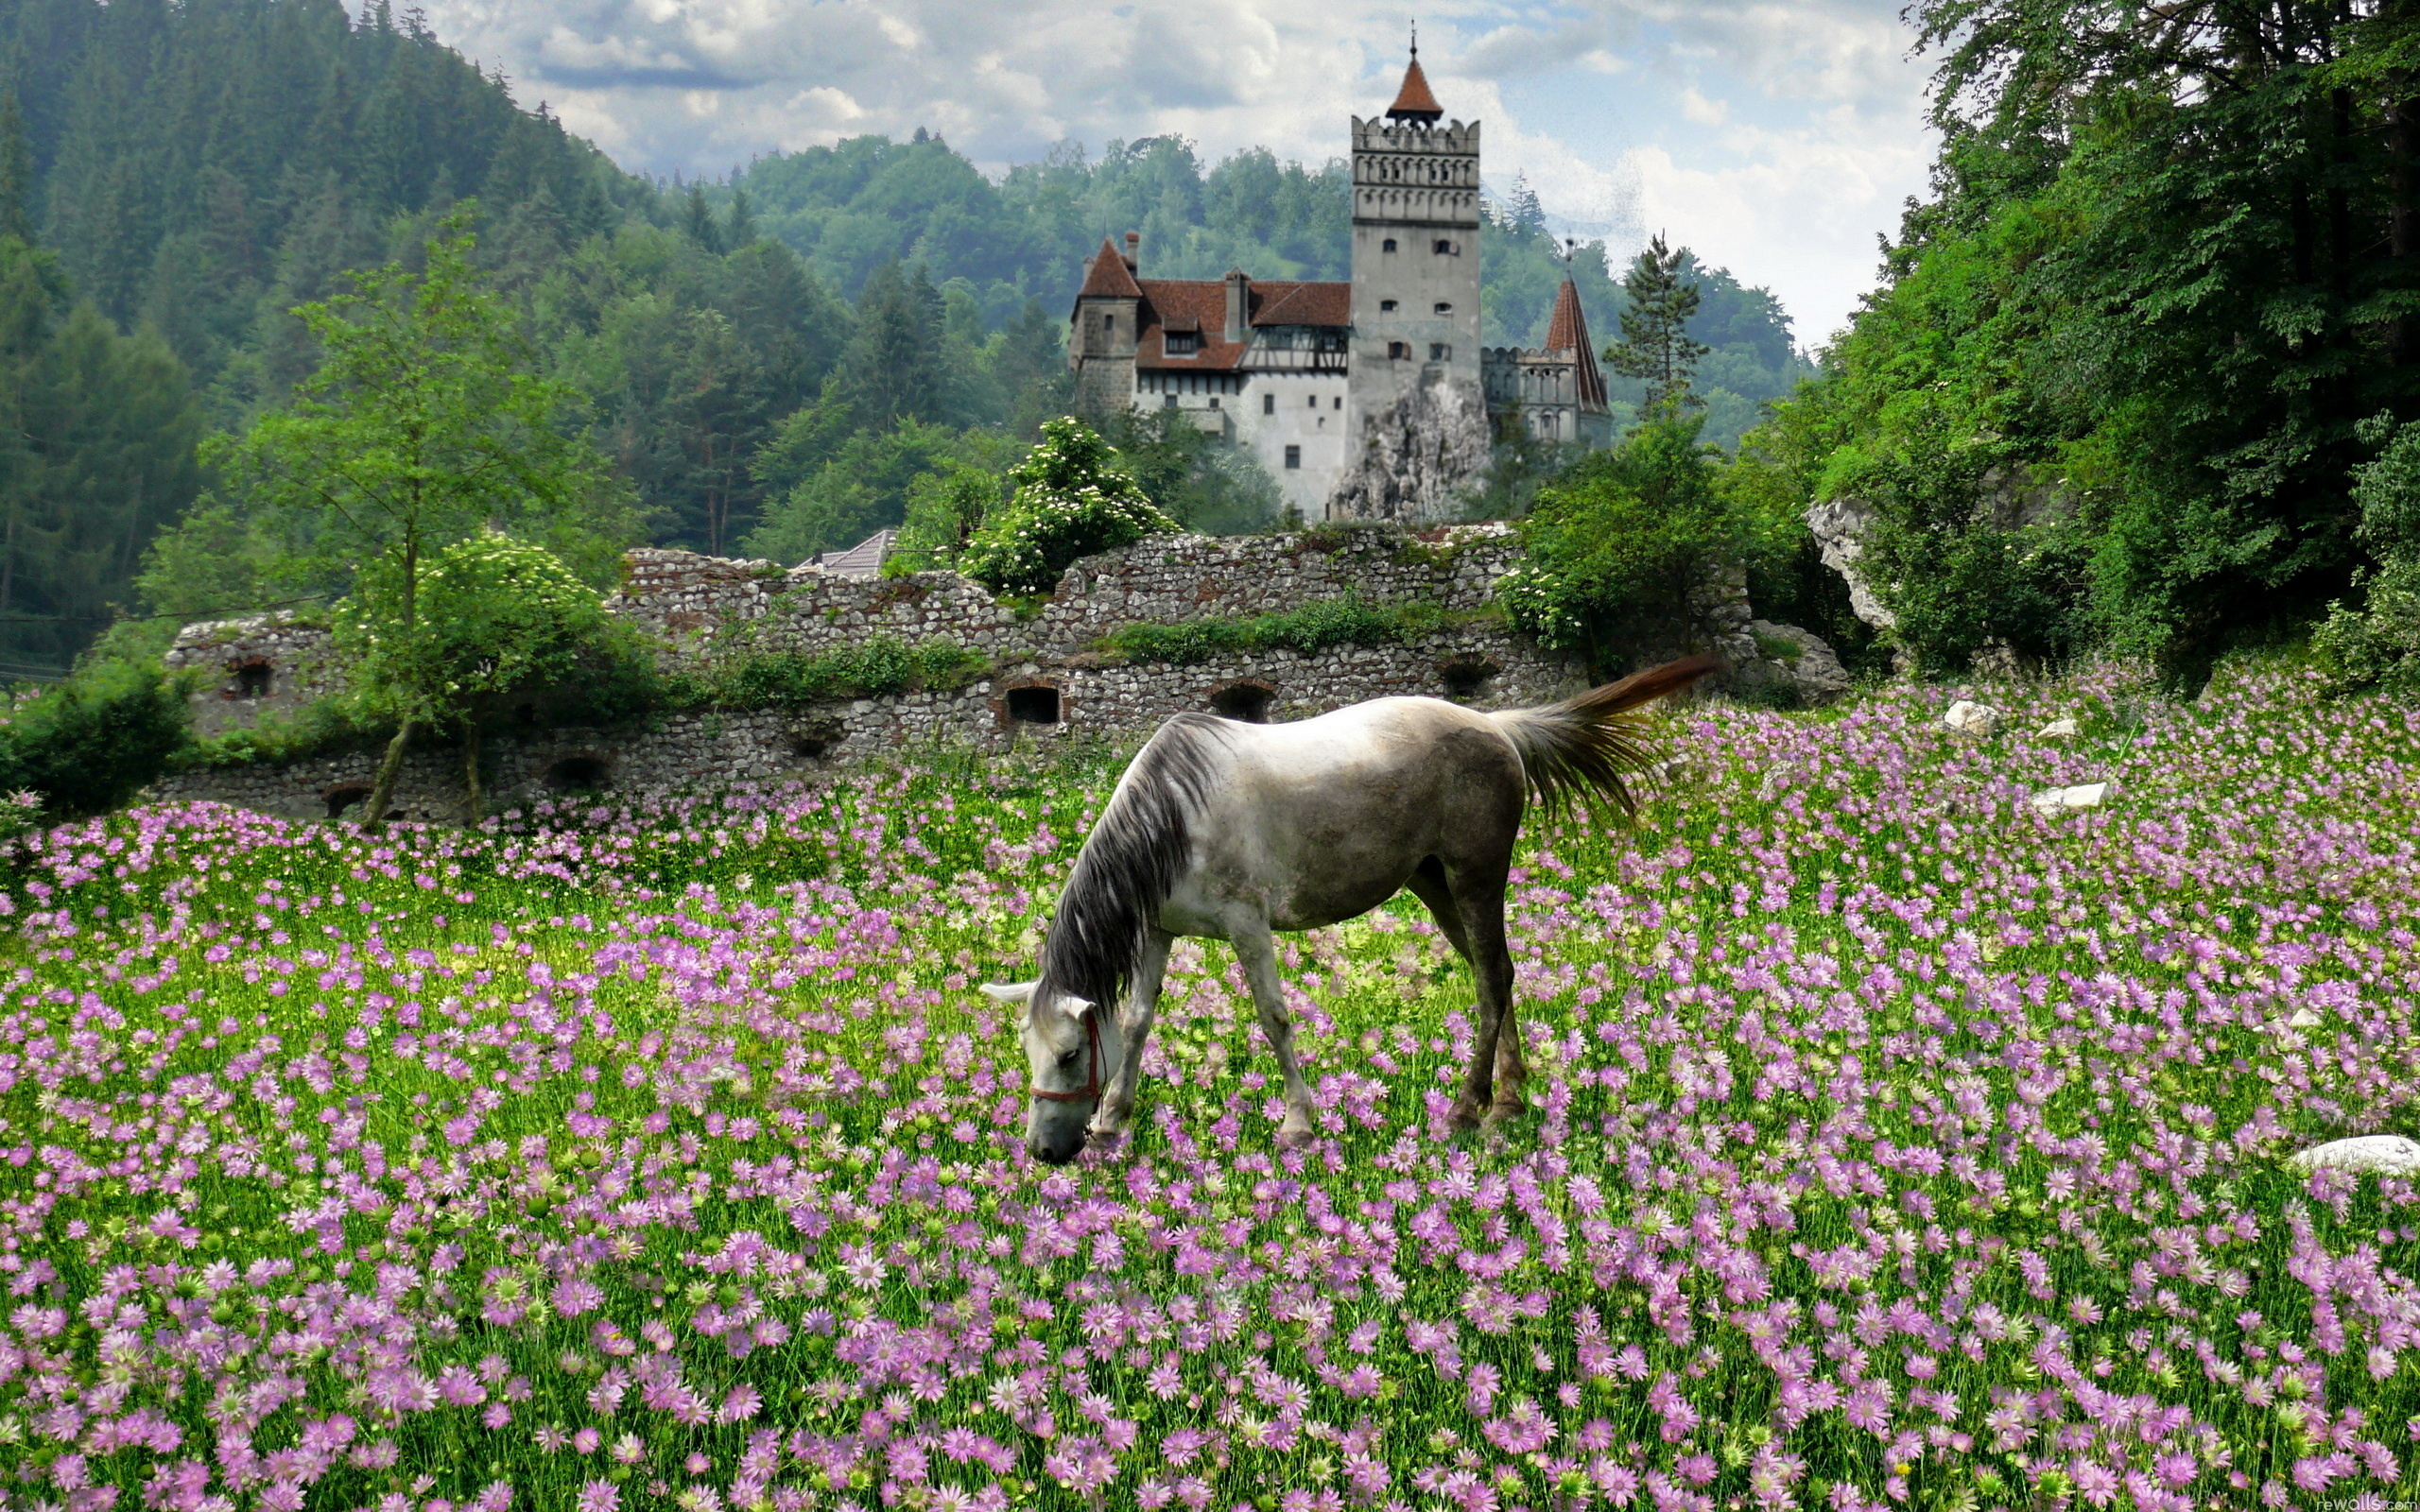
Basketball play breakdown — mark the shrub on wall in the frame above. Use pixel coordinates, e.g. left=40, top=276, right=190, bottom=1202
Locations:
left=959, top=418, right=1177, bottom=596
left=707, top=636, right=991, bottom=709
left=1494, top=414, right=1733, bottom=661
left=1098, top=595, right=1463, bottom=665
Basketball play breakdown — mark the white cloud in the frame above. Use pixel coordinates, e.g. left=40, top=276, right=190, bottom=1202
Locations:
left=415, top=0, right=1935, bottom=336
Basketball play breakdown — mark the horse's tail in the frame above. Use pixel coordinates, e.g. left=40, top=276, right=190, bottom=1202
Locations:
left=1488, top=654, right=1721, bottom=820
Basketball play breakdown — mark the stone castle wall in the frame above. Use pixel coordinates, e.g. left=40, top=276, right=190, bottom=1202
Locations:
left=614, top=523, right=1519, bottom=669
left=147, top=525, right=1586, bottom=820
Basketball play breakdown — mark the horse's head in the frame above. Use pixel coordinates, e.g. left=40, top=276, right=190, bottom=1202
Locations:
left=982, top=980, right=1123, bottom=1165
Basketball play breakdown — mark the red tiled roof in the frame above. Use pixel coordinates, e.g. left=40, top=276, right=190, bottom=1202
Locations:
left=1252, top=281, right=1350, bottom=327
left=1388, top=57, right=1444, bottom=122
left=1077, top=235, right=1142, bottom=299
left=1128, top=277, right=1350, bottom=370
left=1544, top=278, right=1608, bottom=409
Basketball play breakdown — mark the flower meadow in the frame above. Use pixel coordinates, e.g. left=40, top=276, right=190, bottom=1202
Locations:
left=3, top=657, right=2418, bottom=1512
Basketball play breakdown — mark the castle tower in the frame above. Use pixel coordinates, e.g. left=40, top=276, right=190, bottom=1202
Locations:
left=1069, top=233, right=1143, bottom=416
left=1339, top=41, right=1485, bottom=517
left=1347, top=48, right=1482, bottom=437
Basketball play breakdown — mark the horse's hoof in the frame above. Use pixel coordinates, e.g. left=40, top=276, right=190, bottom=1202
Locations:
left=1483, top=1098, right=1529, bottom=1126
left=1276, top=1125, right=1315, bottom=1152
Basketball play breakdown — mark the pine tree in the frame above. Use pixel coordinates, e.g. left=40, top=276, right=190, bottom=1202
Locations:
left=682, top=183, right=723, bottom=254
left=1505, top=172, right=1547, bottom=240
left=837, top=259, right=943, bottom=428
left=725, top=185, right=755, bottom=248
left=1604, top=233, right=1707, bottom=416
left=0, top=93, right=29, bottom=242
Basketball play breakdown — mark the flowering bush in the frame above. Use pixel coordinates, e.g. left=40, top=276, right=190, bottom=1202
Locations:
left=959, top=418, right=1177, bottom=596
left=334, top=531, right=618, bottom=725
left=0, top=655, right=2416, bottom=1512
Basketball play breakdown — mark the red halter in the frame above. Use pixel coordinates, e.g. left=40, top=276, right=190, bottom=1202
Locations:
left=1029, top=1009, right=1106, bottom=1103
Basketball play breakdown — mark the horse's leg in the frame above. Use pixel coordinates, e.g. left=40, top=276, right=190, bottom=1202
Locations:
left=1094, top=928, right=1171, bottom=1139
left=1232, top=922, right=1316, bottom=1149
left=1410, top=856, right=1526, bottom=1110
left=1445, top=864, right=1520, bottom=1131
left=1406, top=857, right=1476, bottom=963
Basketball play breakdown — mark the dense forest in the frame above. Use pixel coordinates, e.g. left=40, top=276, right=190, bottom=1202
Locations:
left=0, top=0, right=1810, bottom=675
left=1748, top=0, right=2420, bottom=690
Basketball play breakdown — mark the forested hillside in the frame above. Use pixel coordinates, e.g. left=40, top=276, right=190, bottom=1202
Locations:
left=0, top=0, right=1807, bottom=676
left=1749, top=0, right=2420, bottom=691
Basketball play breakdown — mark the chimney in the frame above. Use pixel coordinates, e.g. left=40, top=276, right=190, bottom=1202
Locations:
left=1123, top=232, right=1140, bottom=272
left=1225, top=268, right=1249, bottom=344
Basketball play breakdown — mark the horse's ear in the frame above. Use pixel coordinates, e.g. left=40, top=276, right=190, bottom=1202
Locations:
left=1065, top=996, right=1098, bottom=1021
left=979, top=981, right=1037, bottom=1005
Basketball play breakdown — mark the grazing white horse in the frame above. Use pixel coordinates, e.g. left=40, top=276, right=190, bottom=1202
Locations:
left=985, top=656, right=1717, bottom=1164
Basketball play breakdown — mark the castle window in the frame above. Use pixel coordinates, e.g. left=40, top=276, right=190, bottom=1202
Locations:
left=1334, top=396, right=1342, bottom=409
left=232, top=661, right=271, bottom=699
left=1429, top=342, right=1450, bottom=361
left=1284, top=445, right=1301, bottom=469
left=1380, top=299, right=1398, bottom=312
left=1103, top=315, right=1115, bottom=337
left=1388, top=341, right=1409, bottom=360
left=1433, top=239, right=1457, bottom=255
left=1165, top=393, right=1178, bottom=408
left=1166, top=331, right=1197, bottom=355
left=1208, top=396, right=1219, bottom=409
left=1306, top=394, right=1317, bottom=408
left=1434, top=302, right=1452, bottom=315
left=1382, top=238, right=1397, bottom=252
left=1263, top=392, right=1274, bottom=414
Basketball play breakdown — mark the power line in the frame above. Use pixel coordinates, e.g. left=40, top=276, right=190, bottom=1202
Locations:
left=0, top=595, right=335, bottom=626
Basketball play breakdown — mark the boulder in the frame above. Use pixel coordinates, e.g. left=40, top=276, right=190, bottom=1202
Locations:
left=1747, top=619, right=1854, bottom=705
left=2286, top=1135, right=2420, bottom=1177
left=1942, top=699, right=2001, bottom=733
left=1805, top=496, right=1895, bottom=629
left=2036, top=717, right=2080, bottom=738
left=2286, top=1006, right=2324, bottom=1029
left=2028, top=782, right=2108, bottom=814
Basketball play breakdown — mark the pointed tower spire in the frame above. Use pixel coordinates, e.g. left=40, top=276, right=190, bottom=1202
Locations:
left=1545, top=274, right=1608, bottom=411
left=1386, top=26, right=1444, bottom=123
left=1078, top=233, right=1143, bottom=299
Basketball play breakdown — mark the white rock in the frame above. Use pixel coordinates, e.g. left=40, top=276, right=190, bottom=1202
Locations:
left=2287, top=1006, right=2324, bottom=1029
left=2036, top=717, right=2079, bottom=738
left=1943, top=700, right=2001, bottom=733
left=2028, top=782, right=2108, bottom=814
left=2287, top=1135, right=2420, bottom=1177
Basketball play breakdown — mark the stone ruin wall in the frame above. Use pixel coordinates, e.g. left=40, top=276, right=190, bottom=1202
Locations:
left=147, top=525, right=1588, bottom=821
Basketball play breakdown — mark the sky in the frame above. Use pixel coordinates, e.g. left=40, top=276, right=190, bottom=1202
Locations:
left=416, top=0, right=1944, bottom=349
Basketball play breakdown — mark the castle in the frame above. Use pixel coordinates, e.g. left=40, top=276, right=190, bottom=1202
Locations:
left=1067, top=44, right=1612, bottom=521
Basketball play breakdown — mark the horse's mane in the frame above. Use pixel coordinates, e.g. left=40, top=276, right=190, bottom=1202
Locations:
left=1037, top=713, right=1229, bottom=1014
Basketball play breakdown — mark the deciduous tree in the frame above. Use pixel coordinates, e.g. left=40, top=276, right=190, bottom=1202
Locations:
left=206, top=210, right=637, bottom=831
